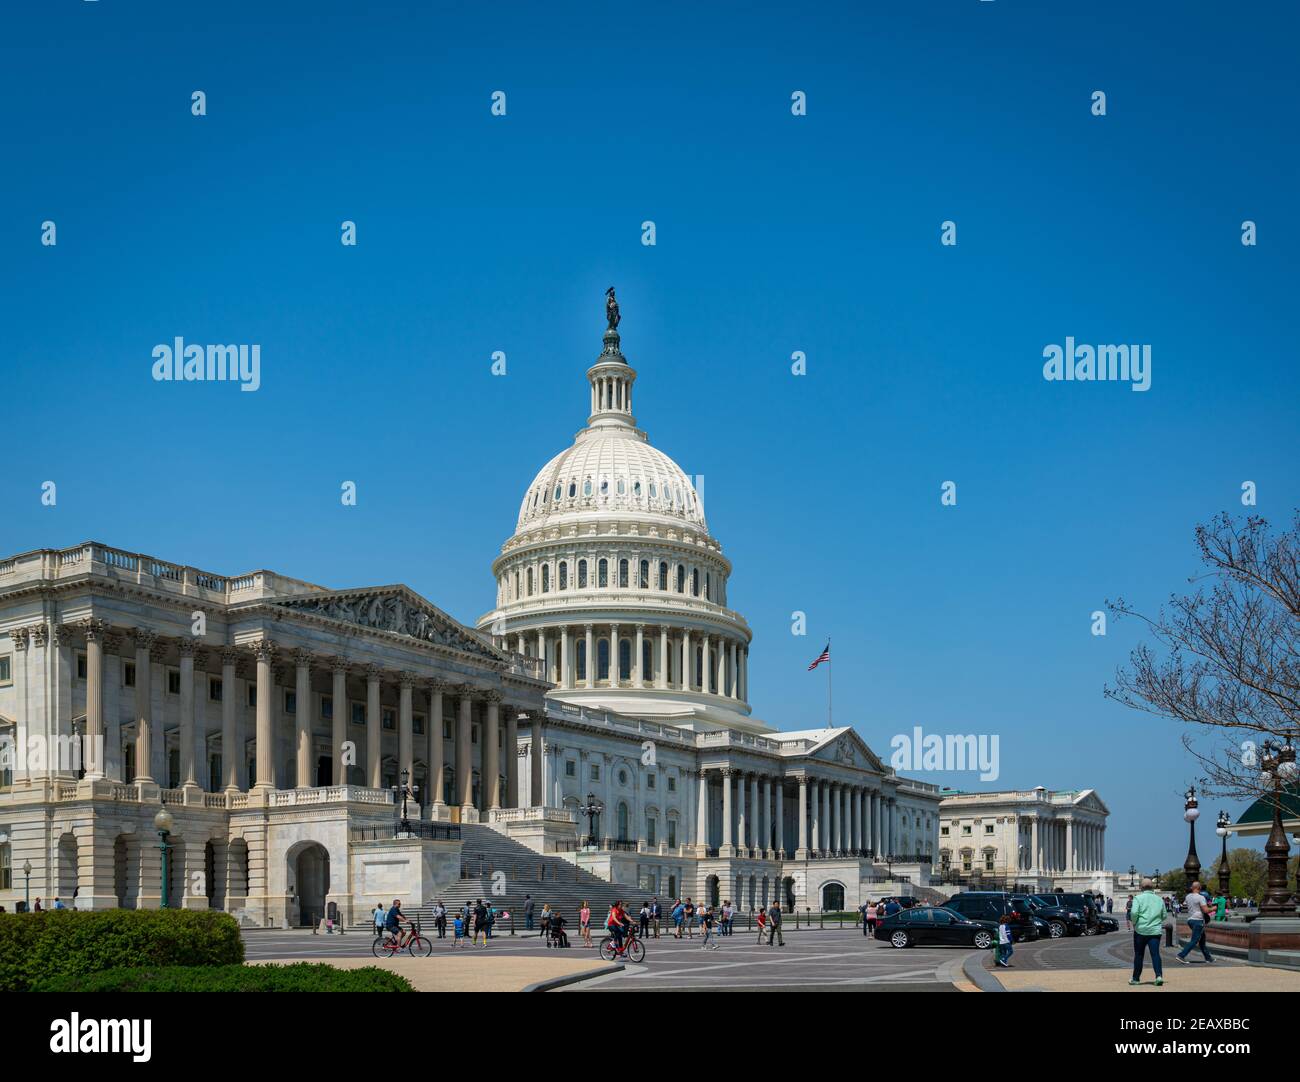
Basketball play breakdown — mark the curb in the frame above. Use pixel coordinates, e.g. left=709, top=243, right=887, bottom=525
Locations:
left=522, top=962, right=624, bottom=993
left=961, top=949, right=1005, bottom=992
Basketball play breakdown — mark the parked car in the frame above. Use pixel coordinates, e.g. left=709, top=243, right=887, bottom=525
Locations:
left=1095, top=913, right=1119, bottom=934
left=1017, top=894, right=1088, bottom=938
left=943, top=892, right=1040, bottom=941
left=874, top=905, right=997, bottom=949
left=1032, top=893, right=1099, bottom=935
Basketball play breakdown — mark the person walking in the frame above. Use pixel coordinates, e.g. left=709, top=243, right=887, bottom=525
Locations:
left=523, top=894, right=535, bottom=933
left=767, top=901, right=784, bottom=947
left=684, top=897, right=696, bottom=938
left=373, top=902, right=386, bottom=939
left=649, top=897, right=661, bottom=938
left=858, top=899, right=871, bottom=937
left=994, top=913, right=1014, bottom=968
left=1215, top=892, right=1228, bottom=922
left=579, top=901, right=592, bottom=948
left=639, top=901, right=651, bottom=939
left=701, top=905, right=718, bottom=950
left=1125, top=895, right=1133, bottom=929
left=540, top=902, right=553, bottom=944
left=672, top=898, right=685, bottom=938
left=433, top=899, right=447, bottom=939
left=1176, top=881, right=1215, bottom=964
left=756, top=906, right=768, bottom=944
left=1129, top=879, right=1167, bottom=986
left=473, top=898, right=489, bottom=947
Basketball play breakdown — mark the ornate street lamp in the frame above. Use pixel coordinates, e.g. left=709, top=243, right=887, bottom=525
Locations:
left=153, top=808, right=174, bottom=908
left=392, top=769, right=419, bottom=835
left=1215, top=811, right=1232, bottom=898
left=1128, top=864, right=1137, bottom=891
left=22, top=859, right=32, bottom=911
left=1257, top=738, right=1297, bottom=918
left=578, top=792, right=604, bottom=849
left=1182, top=785, right=1201, bottom=883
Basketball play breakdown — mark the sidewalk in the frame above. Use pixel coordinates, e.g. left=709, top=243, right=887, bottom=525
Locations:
left=253, top=955, right=619, bottom=992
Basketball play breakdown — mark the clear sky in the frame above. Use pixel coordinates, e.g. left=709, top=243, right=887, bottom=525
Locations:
left=3, top=1, right=1297, bottom=874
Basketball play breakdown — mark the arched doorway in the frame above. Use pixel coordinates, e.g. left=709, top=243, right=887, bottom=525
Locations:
left=705, top=874, right=720, bottom=907
left=57, top=833, right=79, bottom=904
left=291, top=843, right=331, bottom=928
left=821, top=881, right=845, bottom=911
left=782, top=876, right=796, bottom=910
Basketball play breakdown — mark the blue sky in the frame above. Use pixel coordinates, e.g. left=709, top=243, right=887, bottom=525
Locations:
left=3, top=1, right=1297, bottom=873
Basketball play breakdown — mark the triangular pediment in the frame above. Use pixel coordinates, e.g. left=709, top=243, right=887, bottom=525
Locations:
left=806, top=729, right=887, bottom=774
left=268, top=586, right=504, bottom=662
left=1073, top=789, right=1109, bottom=815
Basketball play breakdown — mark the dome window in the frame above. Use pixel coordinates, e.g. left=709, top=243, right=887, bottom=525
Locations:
left=569, top=482, right=577, bottom=498
left=600, top=479, right=609, bottom=496
left=598, top=559, right=609, bottom=588
left=617, top=478, right=625, bottom=495
left=618, top=559, right=629, bottom=587
left=658, top=561, right=668, bottom=590
left=578, top=560, right=588, bottom=589
left=583, top=479, right=593, bottom=497
left=554, top=485, right=562, bottom=501
left=633, top=481, right=642, bottom=497
left=559, top=561, right=568, bottom=589
left=649, top=482, right=657, bottom=499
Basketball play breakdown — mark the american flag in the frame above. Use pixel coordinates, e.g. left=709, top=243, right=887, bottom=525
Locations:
left=807, top=642, right=830, bottom=670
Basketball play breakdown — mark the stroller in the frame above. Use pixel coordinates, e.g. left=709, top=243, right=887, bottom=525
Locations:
left=547, top=913, right=570, bottom=948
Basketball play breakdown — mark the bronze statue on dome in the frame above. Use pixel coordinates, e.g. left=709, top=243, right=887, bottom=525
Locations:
left=605, top=286, right=621, bottom=331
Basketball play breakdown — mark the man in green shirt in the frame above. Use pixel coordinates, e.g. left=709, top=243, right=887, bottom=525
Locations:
left=1129, top=880, right=1168, bottom=986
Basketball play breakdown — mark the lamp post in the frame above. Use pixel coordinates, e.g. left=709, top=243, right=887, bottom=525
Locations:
left=1128, top=864, right=1137, bottom=892
left=153, top=808, right=174, bottom=908
left=578, top=792, right=604, bottom=849
left=22, top=859, right=32, bottom=911
left=1182, top=785, right=1201, bottom=883
left=1215, top=811, right=1231, bottom=898
left=1257, top=738, right=1297, bottom=918
left=392, top=769, right=419, bottom=835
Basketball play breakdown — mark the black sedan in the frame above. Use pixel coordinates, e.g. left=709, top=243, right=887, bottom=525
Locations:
left=873, top=906, right=998, bottom=949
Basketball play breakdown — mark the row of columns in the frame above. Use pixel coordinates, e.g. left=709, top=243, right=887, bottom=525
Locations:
left=66, top=621, right=530, bottom=814
left=512, top=623, right=748, bottom=700
left=1028, top=816, right=1106, bottom=874
left=696, top=769, right=900, bottom=860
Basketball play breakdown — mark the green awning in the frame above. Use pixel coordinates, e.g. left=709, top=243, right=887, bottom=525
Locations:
left=1233, top=783, right=1300, bottom=828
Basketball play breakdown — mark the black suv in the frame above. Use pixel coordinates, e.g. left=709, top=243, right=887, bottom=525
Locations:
left=1017, top=894, right=1088, bottom=938
left=1031, top=893, right=1098, bottom=935
left=943, top=892, right=1041, bottom=942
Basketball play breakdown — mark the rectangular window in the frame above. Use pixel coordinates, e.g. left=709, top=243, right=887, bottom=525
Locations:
left=647, top=773, right=656, bottom=790
left=647, top=818, right=657, bottom=846
left=77, top=654, right=88, bottom=680
left=122, top=661, right=135, bottom=688
left=667, top=820, right=677, bottom=848
left=246, top=684, right=257, bottom=708
left=667, top=776, right=677, bottom=793
left=471, top=724, right=479, bottom=744
left=590, top=764, right=600, bottom=782
left=284, top=690, right=297, bottom=715
left=381, top=707, right=395, bottom=730
left=321, top=695, right=333, bottom=720
left=961, top=825, right=971, bottom=836
left=209, top=677, right=223, bottom=702
left=443, top=720, right=451, bottom=739
left=984, top=823, right=994, bottom=834
left=413, top=713, right=425, bottom=736
left=940, top=825, right=949, bottom=836
left=167, top=669, right=180, bottom=695
left=0, top=654, right=12, bottom=685
left=565, top=760, right=576, bottom=778
left=351, top=701, right=365, bottom=726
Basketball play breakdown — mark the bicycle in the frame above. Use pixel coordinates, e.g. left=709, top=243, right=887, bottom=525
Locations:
left=372, top=918, right=433, bottom=958
left=598, top=924, right=645, bottom=963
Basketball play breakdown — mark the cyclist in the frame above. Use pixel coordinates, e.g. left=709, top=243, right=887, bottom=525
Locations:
left=384, top=898, right=411, bottom=948
left=606, top=899, right=632, bottom=953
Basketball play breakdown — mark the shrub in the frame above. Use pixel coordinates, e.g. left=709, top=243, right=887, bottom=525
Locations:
left=0, top=909, right=244, bottom=992
left=34, top=963, right=414, bottom=993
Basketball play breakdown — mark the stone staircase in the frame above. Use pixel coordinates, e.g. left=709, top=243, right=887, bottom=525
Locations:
left=356, top=824, right=652, bottom=933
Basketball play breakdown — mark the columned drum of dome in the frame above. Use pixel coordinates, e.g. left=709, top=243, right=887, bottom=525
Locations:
left=477, top=309, right=763, bottom=733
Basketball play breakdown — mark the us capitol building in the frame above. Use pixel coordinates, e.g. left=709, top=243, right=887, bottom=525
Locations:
left=0, top=296, right=942, bottom=925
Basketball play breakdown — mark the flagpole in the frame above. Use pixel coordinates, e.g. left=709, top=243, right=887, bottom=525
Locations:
left=827, top=637, right=833, bottom=727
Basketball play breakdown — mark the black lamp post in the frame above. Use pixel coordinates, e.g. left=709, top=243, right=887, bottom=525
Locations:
left=1127, top=864, right=1137, bottom=892
left=1257, top=738, right=1297, bottom=918
left=392, top=769, right=419, bottom=835
left=578, top=792, right=604, bottom=849
left=1215, top=810, right=1231, bottom=898
left=22, top=859, right=32, bottom=911
left=153, top=808, right=174, bottom=908
left=1182, top=785, right=1201, bottom=883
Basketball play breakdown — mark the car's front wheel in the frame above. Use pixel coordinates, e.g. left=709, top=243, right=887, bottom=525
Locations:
left=1048, top=921, right=1066, bottom=939
left=972, top=930, right=993, bottom=949
left=889, top=930, right=910, bottom=949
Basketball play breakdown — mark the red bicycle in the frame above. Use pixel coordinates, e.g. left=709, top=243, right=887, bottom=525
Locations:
left=598, top=924, right=645, bottom=963
left=372, top=918, right=433, bottom=958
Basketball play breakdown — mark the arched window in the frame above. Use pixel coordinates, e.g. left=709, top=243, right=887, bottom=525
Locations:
left=600, top=478, right=609, bottom=496
left=568, top=481, right=576, bottom=498
left=558, top=561, right=568, bottom=590
left=597, top=638, right=610, bottom=680
left=649, top=482, right=658, bottom=500
left=633, top=481, right=642, bottom=497
left=617, top=478, right=626, bottom=495
left=618, top=559, right=628, bottom=588
left=692, top=569, right=700, bottom=596
left=617, top=802, right=630, bottom=843
left=578, top=559, right=588, bottom=589
left=598, top=559, right=608, bottom=588
left=583, top=478, right=593, bottom=497
left=541, top=564, right=550, bottom=593
left=554, top=484, right=562, bottom=501
left=676, top=565, right=685, bottom=593
left=639, top=559, right=649, bottom=589
left=658, top=561, right=668, bottom=590
left=576, top=640, right=587, bottom=681
left=526, top=567, right=534, bottom=596
left=618, top=638, right=631, bottom=680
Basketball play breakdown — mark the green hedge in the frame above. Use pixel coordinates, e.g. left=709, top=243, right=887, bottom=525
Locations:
left=34, top=963, right=414, bottom=993
left=0, top=909, right=244, bottom=992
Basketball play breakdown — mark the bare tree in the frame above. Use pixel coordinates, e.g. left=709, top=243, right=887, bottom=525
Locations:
left=1105, top=511, right=1300, bottom=805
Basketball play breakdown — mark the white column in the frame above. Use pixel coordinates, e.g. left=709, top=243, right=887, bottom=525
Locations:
left=427, top=683, right=445, bottom=808
left=736, top=772, right=747, bottom=854
left=178, top=642, right=198, bottom=787
left=729, top=641, right=739, bottom=699
left=133, top=631, right=156, bottom=785
left=720, top=769, right=734, bottom=856
left=750, top=774, right=760, bottom=856
left=366, top=666, right=382, bottom=789
left=761, top=776, right=772, bottom=856
left=609, top=622, right=620, bottom=685
left=715, top=640, right=726, bottom=697
left=681, top=629, right=692, bottom=690
left=584, top=625, right=595, bottom=689
left=701, top=633, right=711, bottom=693
left=483, top=694, right=500, bottom=810
left=296, top=652, right=313, bottom=788
left=775, top=779, right=786, bottom=856
left=330, top=660, right=348, bottom=786
left=810, top=779, right=820, bottom=853
left=253, top=640, right=275, bottom=790
left=695, top=769, right=710, bottom=853
left=657, top=627, right=668, bottom=689
left=796, top=777, right=808, bottom=858
left=634, top=624, right=645, bottom=687
left=398, top=673, right=415, bottom=793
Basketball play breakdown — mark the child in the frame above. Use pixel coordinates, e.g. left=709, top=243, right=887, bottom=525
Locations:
left=701, top=905, right=718, bottom=950
left=453, top=913, right=466, bottom=948
left=995, top=914, right=1014, bottom=967
left=756, top=907, right=768, bottom=944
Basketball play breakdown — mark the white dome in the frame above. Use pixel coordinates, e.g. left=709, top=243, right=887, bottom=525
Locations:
left=515, top=429, right=707, bottom=536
